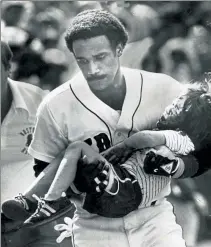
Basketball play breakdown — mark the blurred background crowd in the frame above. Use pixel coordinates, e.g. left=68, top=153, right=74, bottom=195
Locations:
left=1, top=1, right=211, bottom=247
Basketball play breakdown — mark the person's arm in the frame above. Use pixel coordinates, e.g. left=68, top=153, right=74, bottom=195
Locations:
left=123, top=130, right=194, bottom=155
left=103, top=129, right=194, bottom=165
left=123, top=130, right=165, bottom=149
left=28, top=98, right=68, bottom=165
left=192, top=144, right=211, bottom=177
left=103, top=130, right=166, bottom=165
left=165, top=142, right=211, bottom=179
left=179, top=144, right=211, bottom=178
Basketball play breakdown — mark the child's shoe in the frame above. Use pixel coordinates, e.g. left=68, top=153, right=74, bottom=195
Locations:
left=2, top=194, right=37, bottom=221
left=24, top=195, right=72, bottom=226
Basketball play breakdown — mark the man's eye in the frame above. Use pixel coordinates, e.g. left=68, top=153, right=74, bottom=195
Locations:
left=96, top=54, right=106, bottom=60
left=77, top=59, right=88, bottom=65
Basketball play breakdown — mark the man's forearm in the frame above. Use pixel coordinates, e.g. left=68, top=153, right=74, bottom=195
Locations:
left=175, top=144, right=211, bottom=178
left=191, top=144, right=211, bottom=177
left=124, top=130, right=166, bottom=150
left=172, top=155, right=199, bottom=178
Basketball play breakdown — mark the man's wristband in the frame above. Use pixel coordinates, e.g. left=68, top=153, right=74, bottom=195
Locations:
left=172, top=158, right=185, bottom=178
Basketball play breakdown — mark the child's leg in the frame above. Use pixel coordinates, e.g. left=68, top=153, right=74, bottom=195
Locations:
left=23, top=142, right=107, bottom=225
left=45, top=141, right=103, bottom=201
left=1, top=152, right=65, bottom=221
left=23, top=152, right=65, bottom=202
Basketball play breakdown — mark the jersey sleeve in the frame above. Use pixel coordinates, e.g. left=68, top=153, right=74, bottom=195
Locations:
left=162, top=130, right=195, bottom=155
left=28, top=100, right=68, bottom=163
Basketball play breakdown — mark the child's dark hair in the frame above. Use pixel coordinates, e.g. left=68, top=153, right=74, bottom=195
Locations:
left=181, top=82, right=211, bottom=150
left=157, top=81, right=211, bottom=150
left=65, top=9, right=128, bottom=53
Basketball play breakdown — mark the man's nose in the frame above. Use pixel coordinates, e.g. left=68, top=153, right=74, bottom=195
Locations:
left=88, top=61, right=100, bottom=75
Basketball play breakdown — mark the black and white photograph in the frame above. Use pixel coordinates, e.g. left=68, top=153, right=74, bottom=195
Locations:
left=1, top=1, right=211, bottom=247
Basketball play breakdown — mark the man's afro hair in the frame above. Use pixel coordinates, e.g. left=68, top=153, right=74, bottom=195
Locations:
left=65, top=9, right=128, bottom=52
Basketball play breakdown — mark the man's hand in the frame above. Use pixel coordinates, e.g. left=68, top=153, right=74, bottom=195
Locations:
left=144, top=146, right=179, bottom=177
left=102, top=142, right=134, bottom=165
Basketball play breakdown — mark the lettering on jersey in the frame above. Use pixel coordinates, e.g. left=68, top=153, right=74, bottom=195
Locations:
left=84, top=133, right=111, bottom=153
left=19, top=127, right=35, bottom=154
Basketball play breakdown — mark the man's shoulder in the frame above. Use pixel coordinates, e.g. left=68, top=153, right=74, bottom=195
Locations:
left=122, top=67, right=182, bottom=86
left=140, top=70, right=185, bottom=91
left=39, top=73, right=83, bottom=109
left=140, top=70, right=176, bottom=82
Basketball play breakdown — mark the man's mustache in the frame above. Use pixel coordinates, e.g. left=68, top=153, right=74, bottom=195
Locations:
left=87, top=75, right=106, bottom=82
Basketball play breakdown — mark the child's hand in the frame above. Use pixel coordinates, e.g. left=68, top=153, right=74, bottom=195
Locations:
left=102, top=142, right=134, bottom=165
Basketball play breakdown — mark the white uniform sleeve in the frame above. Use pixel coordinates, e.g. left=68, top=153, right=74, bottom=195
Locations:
left=28, top=101, right=68, bottom=163
left=162, top=130, right=195, bottom=155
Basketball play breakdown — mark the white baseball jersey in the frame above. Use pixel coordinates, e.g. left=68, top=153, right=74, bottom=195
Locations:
left=1, top=79, right=48, bottom=203
left=29, top=67, right=186, bottom=247
left=29, top=67, right=184, bottom=205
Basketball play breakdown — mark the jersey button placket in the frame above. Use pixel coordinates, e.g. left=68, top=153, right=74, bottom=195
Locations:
left=113, top=131, right=125, bottom=145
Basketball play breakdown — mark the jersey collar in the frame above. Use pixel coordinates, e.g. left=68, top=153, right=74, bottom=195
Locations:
left=70, top=67, right=143, bottom=134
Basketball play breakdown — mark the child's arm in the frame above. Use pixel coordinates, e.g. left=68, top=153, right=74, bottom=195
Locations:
left=103, top=130, right=195, bottom=165
left=103, top=130, right=165, bottom=164
left=123, top=130, right=166, bottom=149
left=124, top=130, right=195, bottom=155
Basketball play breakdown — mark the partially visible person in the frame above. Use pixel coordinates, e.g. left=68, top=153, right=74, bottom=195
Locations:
left=159, top=36, right=201, bottom=83
left=39, top=48, right=68, bottom=90
left=187, top=25, right=211, bottom=79
left=2, top=25, right=45, bottom=86
left=1, top=39, right=73, bottom=247
left=74, top=1, right=102, bottom=14
left=1, top=1, right=34, bottom=29
left=109, top=3, right=161, bottom=44
left=114, top=4, right=161, bottom=70
left=33, top=7, right=66, bottom=49
left=1, top=39, right=46, bottom=201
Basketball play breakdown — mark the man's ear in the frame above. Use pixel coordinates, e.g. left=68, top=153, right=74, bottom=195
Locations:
left=116, top=43, right=123, bottom=57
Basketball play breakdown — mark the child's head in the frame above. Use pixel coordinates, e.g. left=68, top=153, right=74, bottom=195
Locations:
left=157, top=82, right=211, bottom=150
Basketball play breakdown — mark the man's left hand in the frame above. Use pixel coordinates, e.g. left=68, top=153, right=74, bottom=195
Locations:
left=102, top=142, right=134, bottom=165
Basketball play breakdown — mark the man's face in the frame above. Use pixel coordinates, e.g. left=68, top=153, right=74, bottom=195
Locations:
left=72, top=35, right=120, bottom=91
left=157, top=93, right=188, bottom=129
